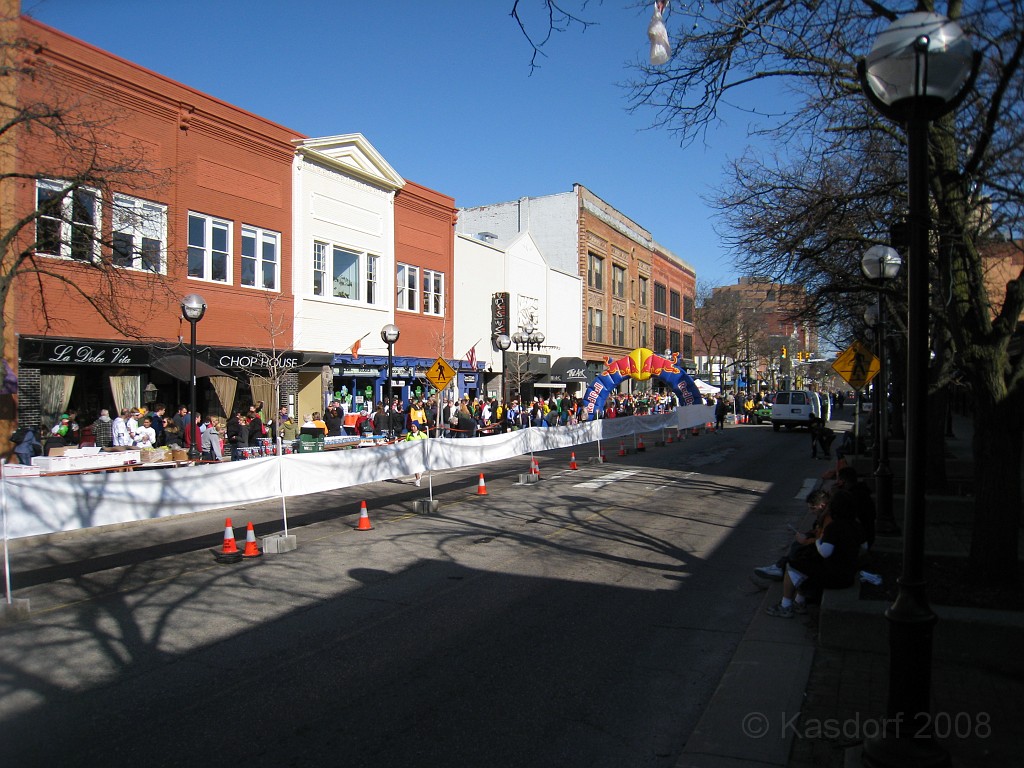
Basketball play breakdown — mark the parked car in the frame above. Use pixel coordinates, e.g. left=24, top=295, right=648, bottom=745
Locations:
left=770, top=390, right=822, bottom=431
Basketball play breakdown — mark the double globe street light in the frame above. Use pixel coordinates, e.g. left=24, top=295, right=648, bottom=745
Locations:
left=494, top=333, right=511, bottom=405
left=858, top=12, right=978, bottom=767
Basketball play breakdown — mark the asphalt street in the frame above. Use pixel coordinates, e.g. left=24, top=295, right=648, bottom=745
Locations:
left=0, top=422, right=824, bottom=767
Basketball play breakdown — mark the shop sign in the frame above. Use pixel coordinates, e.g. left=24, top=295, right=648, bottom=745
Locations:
left=464, top=374, right=478, bottom=384
left=20, top=338, right=150, bottom=366
left=215, top=349, right=303, bottom=370
left=491, top=292, right=510, bottom=336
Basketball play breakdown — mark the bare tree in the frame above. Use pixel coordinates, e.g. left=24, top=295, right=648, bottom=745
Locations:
left=693, top=282, right=742, bottom=390
left=1, top=19, right=174, bottom=453
left=517, top=1, right=1024, bottom=584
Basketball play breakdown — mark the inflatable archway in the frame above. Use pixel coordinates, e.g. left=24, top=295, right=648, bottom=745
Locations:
left=580, top=348, right=703, bottom=421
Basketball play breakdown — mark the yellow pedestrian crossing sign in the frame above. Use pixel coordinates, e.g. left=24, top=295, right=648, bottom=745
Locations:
left=425, top=357, right=457, bottom=391
left=832, top=341, right=880, bottom=389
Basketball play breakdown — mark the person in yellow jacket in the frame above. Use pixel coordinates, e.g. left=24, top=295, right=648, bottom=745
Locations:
left=405, top=421, right=427, bottom=485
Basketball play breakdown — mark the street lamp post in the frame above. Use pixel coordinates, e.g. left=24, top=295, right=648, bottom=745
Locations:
left=511, top=323, right=545, bottom=403
left=858, top=12, right=977, bottom=767
left=381, top=324, right=400, bottom=410
left=495, top=333, right=511, bottom=405
left=180, top=293, right=207, bottom=460
left=862, top=245, right=903, bottom=537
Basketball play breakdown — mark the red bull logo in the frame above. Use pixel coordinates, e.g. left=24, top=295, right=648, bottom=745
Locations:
left=603, top=348, right=679, bottom=381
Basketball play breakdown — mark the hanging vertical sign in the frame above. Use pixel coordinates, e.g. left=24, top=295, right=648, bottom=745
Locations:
left=491, top=292, right=509, bottom=336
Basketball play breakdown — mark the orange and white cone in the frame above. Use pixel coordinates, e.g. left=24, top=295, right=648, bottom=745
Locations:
left=221, top=518, right=239, bottom=554
left=569, top=452, right=578, bottom=470
left=618, top=441, right=626, bottom=457
left=356, top=500, right=373, bottom=531
left=242, top=521, right=262, bottom=558
left=637, top=436, right=645, bottom=452
left=477, top=473, right=488, bottom=495
left=532, top=458, right=541, bottom=478
left=666, top=431, right=674, bottom=444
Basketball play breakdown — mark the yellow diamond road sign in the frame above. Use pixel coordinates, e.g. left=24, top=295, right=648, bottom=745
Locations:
left=832, top=341, right=880, bottom=390
left=425, top=357, right=457, bottom=391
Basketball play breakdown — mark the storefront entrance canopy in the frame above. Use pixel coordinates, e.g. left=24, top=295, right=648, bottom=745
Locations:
left=151, top=354, right=230, bottom=382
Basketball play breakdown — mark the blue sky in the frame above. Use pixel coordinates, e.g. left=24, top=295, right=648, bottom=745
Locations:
left=26, top=0, right=758, bottom=286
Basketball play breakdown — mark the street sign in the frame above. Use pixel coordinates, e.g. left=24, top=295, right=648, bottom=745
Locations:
left=425, top=357, right=456, bottom=391
left=832, top=341, right=880, bottom=389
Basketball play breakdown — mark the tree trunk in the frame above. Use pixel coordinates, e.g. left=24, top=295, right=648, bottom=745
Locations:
left=968, top=397, right=1023, bottom=586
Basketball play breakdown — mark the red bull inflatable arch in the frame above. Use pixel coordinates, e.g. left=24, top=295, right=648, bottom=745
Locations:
left=581, top=348, right=704, bottom=421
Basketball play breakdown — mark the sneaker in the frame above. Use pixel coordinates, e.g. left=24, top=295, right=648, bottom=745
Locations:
left=765, top=602, right=793, bottom=618
left=754, top=564, right=785, bottom=581
left=793, top=601, right=808, bottom=615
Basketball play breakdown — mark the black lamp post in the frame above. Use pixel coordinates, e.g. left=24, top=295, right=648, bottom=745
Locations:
left=858, top=12, right=977, bottom=767
left=511, top=323, right=544, bottom=402
left=495, top=333, right=511, bottom=405
left=381, top=323, right=400, bottom=409
left=180, top=293, right=207, bottom=460
left=862, top=245, right=903, bottom=537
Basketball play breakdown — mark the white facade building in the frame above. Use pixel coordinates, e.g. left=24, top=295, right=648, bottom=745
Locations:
left=291, top=134, right=404, bottom=416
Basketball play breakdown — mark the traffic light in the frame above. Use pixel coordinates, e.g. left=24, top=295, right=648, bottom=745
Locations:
left=781, top=346, right=787, bottom=359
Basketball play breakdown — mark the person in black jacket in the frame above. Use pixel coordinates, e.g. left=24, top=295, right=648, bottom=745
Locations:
left=389, top=401, right=406, bottom=438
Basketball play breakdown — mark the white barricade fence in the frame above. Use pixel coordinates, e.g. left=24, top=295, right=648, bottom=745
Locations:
left=2, top=406, right=715, bottom=540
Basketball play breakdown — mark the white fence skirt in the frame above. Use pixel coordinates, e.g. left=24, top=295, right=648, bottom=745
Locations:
left=2, top=407, right=714, bottom=540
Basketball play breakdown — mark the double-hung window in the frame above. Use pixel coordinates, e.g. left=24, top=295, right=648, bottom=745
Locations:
left=112, top=194, right=166, bottom=273
left=397, top=263, right=419, bottom=312
left=188, top=212, right=230, bottom=283
left=588, top=253, right=604, bottom=290
left=423, top=269, right=444, bottom=316
left=588, top=307, right=604, bottom=343
left=613, top=314, right=626, bottom=346
left=612, top=265, right=626, bottom=299
left=654, top=283, right=667, bottom=314
left=241, top=225, right=280, bottom=290
left=670, top=290, right=681, bottom=319
left=36, top=179, right=100, bottom=262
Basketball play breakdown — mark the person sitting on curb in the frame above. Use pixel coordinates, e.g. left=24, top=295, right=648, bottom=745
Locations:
left=765, top=488, right=866, bottom=618
left=753, top=489, right=830, bottom=581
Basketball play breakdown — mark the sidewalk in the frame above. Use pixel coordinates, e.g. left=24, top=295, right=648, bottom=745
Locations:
left=790, top=410, right=1024, bottom=767
left=676, top=410, right=1022, bottom=767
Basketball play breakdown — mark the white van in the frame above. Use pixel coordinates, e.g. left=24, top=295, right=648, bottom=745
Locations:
left=770, top=390, right=822, bottom=431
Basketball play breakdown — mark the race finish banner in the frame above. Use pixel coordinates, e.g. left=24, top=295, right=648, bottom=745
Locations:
left=832, top=341, right=880, bottom=390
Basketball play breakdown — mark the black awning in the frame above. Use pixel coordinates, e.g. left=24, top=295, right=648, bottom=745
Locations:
left=550, top=356, right=590, bottom=383
left=151, top=354, right=230, bottom=382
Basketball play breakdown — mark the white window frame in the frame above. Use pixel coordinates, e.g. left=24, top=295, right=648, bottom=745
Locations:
left=241, top=225, right=280, bottom=291
left=112, top=194, right=166, bottom=273
left=422, top=269, right=444, bottom=316
left=311, top=240, right=381, bottom=306
left=187, top=212, right=231, bottom=284
left=612, top=264, right=626, bottom=299
left=36, top=179, right=101, bottom=263
left=397, top=263, right=419, bottom=312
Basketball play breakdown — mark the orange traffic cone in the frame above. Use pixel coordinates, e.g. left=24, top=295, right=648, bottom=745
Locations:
left=532, top=458, right=541, bottom=478
left=637, top=436, right=646, bottom=452
left=242, top=521, right=262, bottom=558
left=692, top=426, right=700, bottom=437
left=569, top=452, right=578, bottom=470
left=618, top=441, right=626, bottom=457
left=666, top=431, right=674, bottom=444
left=221, top=518, right=239, bottom=554
left=355, top=500, right=373, bottom=531
left=477, top=473, right=488, bottom=495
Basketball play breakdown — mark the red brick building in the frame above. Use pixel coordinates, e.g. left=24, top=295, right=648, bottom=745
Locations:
left=12, top=18, right=303, bottom=427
